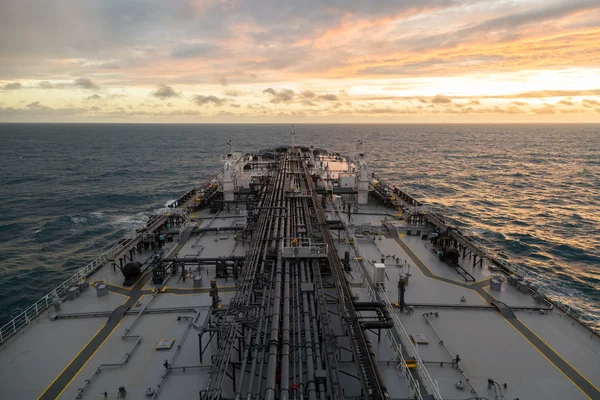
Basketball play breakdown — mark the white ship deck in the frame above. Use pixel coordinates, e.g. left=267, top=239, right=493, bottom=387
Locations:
left=1, top=149, right=599, bottom=400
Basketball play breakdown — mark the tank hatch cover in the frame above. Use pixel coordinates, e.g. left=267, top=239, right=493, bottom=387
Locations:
left=155, top=338, right=175, bottom=350
left=410, top=333, right=429, bottom=344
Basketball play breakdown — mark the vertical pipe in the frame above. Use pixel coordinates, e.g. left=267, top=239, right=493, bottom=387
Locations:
left=244, top=265, right=274, bottom=398
left=264, top=252, right=283, bottom=396
left=307, top=266, right=327, bottom=400
left=295, top=261, right=305, bottom=399
left=280, top=259, right=291, bottom=400
left=300, top=260, right=318, bottom=400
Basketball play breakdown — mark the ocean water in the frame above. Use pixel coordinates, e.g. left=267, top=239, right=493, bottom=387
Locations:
left=0, top=123, right=598, bottom=328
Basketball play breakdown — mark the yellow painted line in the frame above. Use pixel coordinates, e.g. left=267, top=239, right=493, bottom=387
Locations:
left=36, top=323, right=106, bottom=400
left=106, top=282, right=130, bottom=290
left=474, top=291, right=597, bottom=399
left=500, top=315, right=593, bottom=400
left=174, top=285, right=237, bottom=291
left=469, top=278, right=491, bottom=286
left=167, top=293, right=208, bottom=297
left=107, top=291, right=130, bottom=298
left=53, top=316, right=127, bottom=399
left=393, top=236, right=432, bottom=277
left=37, top=296, right=129, bottom=400
left=44, top=227, right=200, bottom=397
left=395, top=235, right=490, bottom=289
left=107, top=272, right=146, bottom=291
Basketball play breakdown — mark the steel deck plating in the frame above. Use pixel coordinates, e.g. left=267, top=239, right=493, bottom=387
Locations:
left=1, top=145, right=599, bottom=400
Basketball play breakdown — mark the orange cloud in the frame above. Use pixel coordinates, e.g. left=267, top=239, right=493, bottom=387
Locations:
left=328, top=27, right=600, bottom=78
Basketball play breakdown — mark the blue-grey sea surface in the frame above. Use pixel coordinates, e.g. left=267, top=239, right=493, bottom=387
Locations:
left=0, top=123, right=598, bottom=329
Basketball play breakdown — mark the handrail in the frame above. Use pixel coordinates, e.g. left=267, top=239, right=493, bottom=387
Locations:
left=0, top=229, right=136, bottom=345
left=353, top=252, right=424, bottom=400
left=0, top=212, right=172, bottom=346
left=391, top=184, right=600, bottom=337
left=344, top=217, right=441, bottom=400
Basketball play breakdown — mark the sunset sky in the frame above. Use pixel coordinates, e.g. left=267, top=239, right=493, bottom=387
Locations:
left=1, top=0, right=600, bottom=122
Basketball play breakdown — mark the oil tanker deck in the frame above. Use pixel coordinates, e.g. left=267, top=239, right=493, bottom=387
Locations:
left=1, top=142, right=599, bottom=400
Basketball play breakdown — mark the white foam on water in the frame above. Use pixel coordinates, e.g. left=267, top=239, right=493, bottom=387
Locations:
left=90, top=211, right=106, bottom=220
left=111, top=212, right=149, bottom=229
left=70, top=216, right=88, bottom=224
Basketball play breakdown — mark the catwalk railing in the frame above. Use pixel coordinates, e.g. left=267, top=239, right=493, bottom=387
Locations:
left=0, top=212, right=172, bottom=345
left=353, top=258, right=425, bottom=400
left=391, top=184, right=600, bottom=337
left=0, top=230, right=136, bottom=345
left=344, top=220, right=443, bottom=400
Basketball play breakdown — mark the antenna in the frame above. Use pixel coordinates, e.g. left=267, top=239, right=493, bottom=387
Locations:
left=227, top=139, right=232, bottom=154
left=291, top=124, right=296, bottom=148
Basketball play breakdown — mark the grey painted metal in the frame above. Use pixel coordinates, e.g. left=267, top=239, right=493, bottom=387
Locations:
left=5, top=146, right=600, bottom=400
left=38, top=273, right=150, bottom=400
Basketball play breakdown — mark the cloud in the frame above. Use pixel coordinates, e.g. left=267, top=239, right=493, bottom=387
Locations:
left=171, top=43, right=219, bottom=59
left=192, top=95, right=225, bottom=106
left=107, top=93, right=127, bottom=99
left=0, top=105, right=87, bottom=117
left=26, top=101, right=50, bottom=110
left=152, top=84, right=180, bottom=99
left=507, top=89, right=600, bottom=98
left=298, top=91, right=338, bottom=102
left=74, top=77, right=99, bottom=90
left=39, top=81, right=55, bottom=89
left=431, top=94, right=452, bottom=104
left=1, top=82, right=22, bottom=90
left=397, top=0, right=600, bottom=54
left=224, top=89, right=244, bottom=97
left=532, top=104, right=557, bottom=114
left=264, top=88, right=295, bottom=103
left=582, top=99, right=600, bottom=107
left=99, top=61, right=120, bottom=69
left=84, top=94, right=102, bottom=101
left=558, top=99, right=574, bottom=106
left=318, top=93, right=338, bottom=101
left=219, top=76, right=228, bottom=86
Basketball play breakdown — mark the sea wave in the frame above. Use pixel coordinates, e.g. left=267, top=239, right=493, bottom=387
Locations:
left=0, top=123, right=598, bottom=327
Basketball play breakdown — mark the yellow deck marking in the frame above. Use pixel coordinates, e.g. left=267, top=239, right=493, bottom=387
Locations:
left=36, top=323, right=106, bottom=400
left=37, top=297, right=129, bottom=400
left=474, top=291, right=596, bottom=399
left=53, top=317, right=127, bottom=399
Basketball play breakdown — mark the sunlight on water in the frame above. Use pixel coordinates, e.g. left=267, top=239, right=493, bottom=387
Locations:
left=0, top=123, right=598, bottom=328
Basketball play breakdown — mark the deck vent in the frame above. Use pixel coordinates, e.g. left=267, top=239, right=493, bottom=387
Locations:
left=374, top=263, right=386, bottom=285
left=67, top=286, right=80, bottom=301
left=96, top=283, right=108, bottom=297
left=490, top=277, right=503, bottom=291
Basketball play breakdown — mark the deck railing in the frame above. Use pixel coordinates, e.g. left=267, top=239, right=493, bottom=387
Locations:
left=390, top=184, right=600, bottom=338
left=345, top=222, right=442, bottom=400
left=0, top=230, right=139, bottom=345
